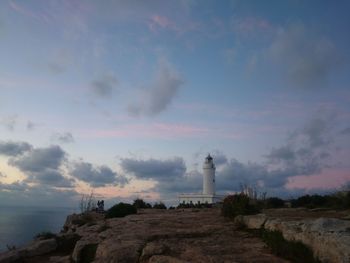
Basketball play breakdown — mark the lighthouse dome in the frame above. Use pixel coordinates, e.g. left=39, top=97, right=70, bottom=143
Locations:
left=203, top=154, right=215, bottom=169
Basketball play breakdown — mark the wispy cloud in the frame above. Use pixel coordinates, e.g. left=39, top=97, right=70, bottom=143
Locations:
left=0, top=115, right=18, bottom=131
left=127, top=58, right=183, bottom=116
left=91, top=73, right=118, bottom=98
left=51, top=132, right=75, bottom=144
left=268, top=23, right=344, bottom=88
left=81, top=122, right=210, bottom=139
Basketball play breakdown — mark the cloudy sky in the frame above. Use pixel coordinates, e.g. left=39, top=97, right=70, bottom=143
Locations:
left=1, top=0, right=350, bottom=207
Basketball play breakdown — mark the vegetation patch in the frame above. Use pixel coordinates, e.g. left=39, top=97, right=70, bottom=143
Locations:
left=35, top=231, right=57, bottom=240
left=290, top=191, right=350, bottom=210
left=106, top=202, right=137, bottom=218
left=248, top=228, right=320, bottom=263
left=222, top=194, right=260, bottom=218
left=153, top=202, right=167, bottom=209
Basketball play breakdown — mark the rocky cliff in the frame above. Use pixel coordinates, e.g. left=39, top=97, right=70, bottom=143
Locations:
left=0, top=208, right=287, bottom=263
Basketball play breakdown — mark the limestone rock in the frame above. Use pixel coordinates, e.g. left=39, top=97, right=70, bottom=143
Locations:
left=140, top=242, right=168, bottom=261
left=240, top=214, right=267, bottom=229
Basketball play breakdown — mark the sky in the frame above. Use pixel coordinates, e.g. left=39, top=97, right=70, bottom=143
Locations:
left=0, top=0, right=350, bottom=207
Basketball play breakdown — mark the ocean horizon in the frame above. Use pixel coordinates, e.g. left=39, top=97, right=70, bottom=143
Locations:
left=0, top=205, right=77, bottom=253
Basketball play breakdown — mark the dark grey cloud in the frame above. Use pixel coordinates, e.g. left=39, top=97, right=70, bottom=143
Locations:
left=127, top=59, right=183, bottom=116
left=10, top=145, right=65, bottom=172
left=0, top=141, right=32, bottom=156
left=268, top=23, right=343, bottom=88
left=211, top=150, right=228, bottom=166
left=51, top=132, right=75, bottom=144
left=70, top=161, right=128, bottom=187
left=91, top=73, right=118, bottom=97
left=120, top=156, right=198, bottom=200
left=120, top=157, right=186, bottom=180
left=9, top=145, right=74, bottom=188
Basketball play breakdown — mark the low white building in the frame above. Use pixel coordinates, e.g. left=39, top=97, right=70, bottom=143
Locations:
left=179, top=154, right=224, bottom=205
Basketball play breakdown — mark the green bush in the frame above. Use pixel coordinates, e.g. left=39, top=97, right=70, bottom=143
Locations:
left=221, top=194, right=260, bottom=218
left=106, top=203, right=137, bottom=218
left=153, top=202, right=167, bottom=209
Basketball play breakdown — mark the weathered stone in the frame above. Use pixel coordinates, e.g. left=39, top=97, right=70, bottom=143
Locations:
left=20, top=238, right=57, bottom=257
left=241, top=214, right=267, bottom=229
left=141, top=242, right=168, bottom=261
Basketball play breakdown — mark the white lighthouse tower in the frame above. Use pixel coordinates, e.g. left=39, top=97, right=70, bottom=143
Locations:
left=178, top=154, right=223, bottom=205
left=203, top=154, right=215, bottom=195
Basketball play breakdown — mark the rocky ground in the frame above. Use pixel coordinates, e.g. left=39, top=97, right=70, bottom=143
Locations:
left=0, top=208, right=288, bottom=263
left=236, top=209, right=350, bottom=263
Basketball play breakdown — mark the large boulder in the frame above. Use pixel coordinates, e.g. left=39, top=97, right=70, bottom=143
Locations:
left=238, top=214, right=268, bottom=229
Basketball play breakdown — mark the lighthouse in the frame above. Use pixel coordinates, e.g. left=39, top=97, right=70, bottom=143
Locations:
left=178, top=154, right=223, bottom=205
left=203, top=154, right=215, bottom=195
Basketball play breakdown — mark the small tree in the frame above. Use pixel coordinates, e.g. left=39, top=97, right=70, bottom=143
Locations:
left=79, top=192, right=96, bottom=213
left=133, top=198, right=152, bottom=209
left=153, top=202, right=167, bottom=209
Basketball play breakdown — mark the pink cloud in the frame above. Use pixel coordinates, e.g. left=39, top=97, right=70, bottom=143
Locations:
left=286, top=168, right=350, bottom=190
left=148, top=14, right=199, bottom=35
left=80, top=122, right=211, bottom=139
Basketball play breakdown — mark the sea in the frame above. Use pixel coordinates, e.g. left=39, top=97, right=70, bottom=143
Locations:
left=0, top=206, right=77, bottom=253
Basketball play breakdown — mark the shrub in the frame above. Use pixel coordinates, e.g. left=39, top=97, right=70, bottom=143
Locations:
left=6, top=244, right=16, bottom=251
left=35, top=231, right=57, bottom=240
left=79, top=192, right=97, bottom=213
left=133, top=198, right=152, bottom=209
left=153, top=202, right=167, bottom=209
left=290, top=192, right=350, bottom=210
left=106, top=203, right=137, bottom=218
left=222, top=194, right=260, bottom=218
left=253, top=229, right=320, bottom=263
left=265, top=197, right=285, bottom=208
